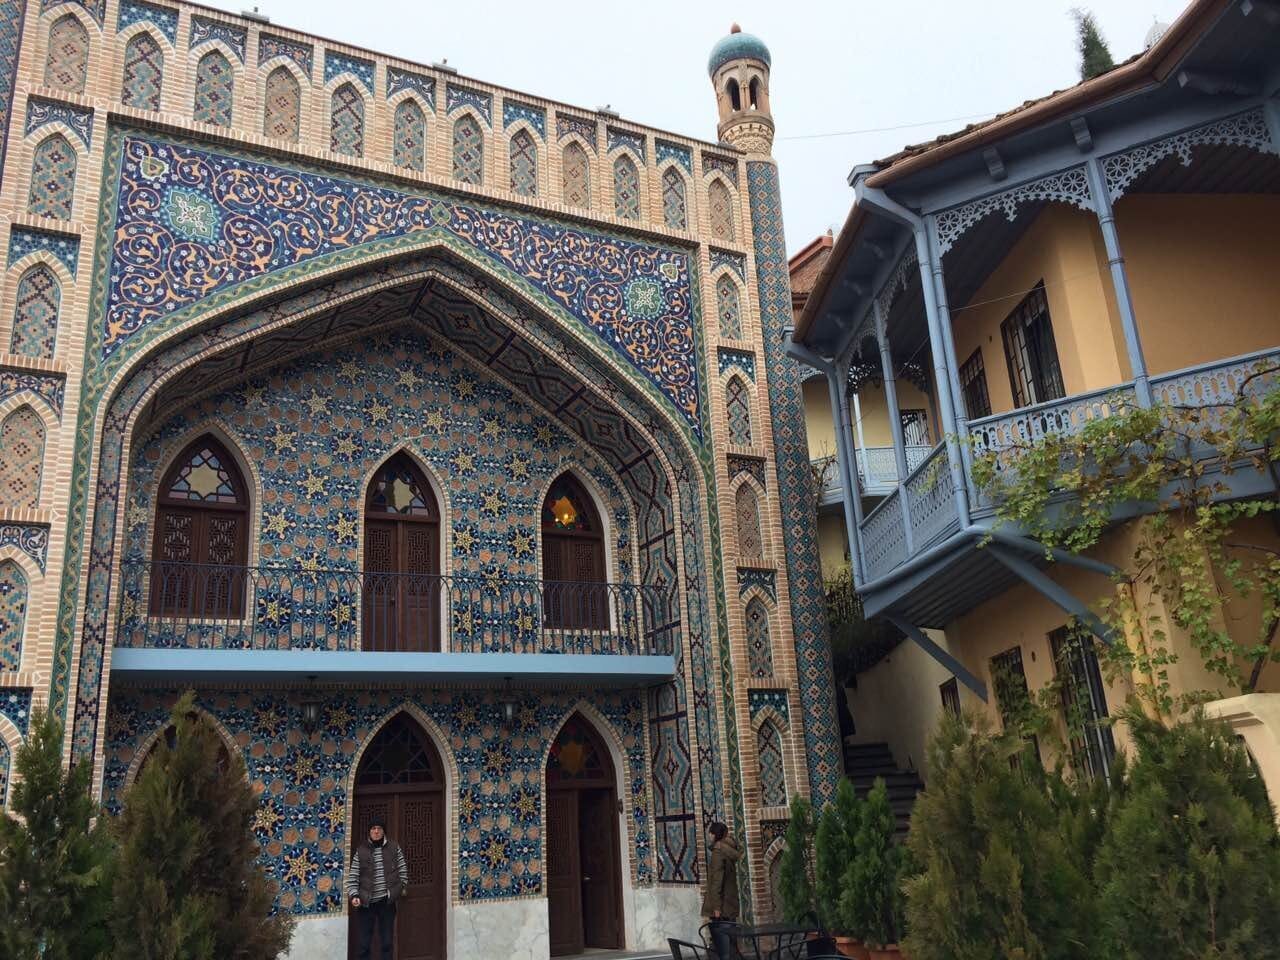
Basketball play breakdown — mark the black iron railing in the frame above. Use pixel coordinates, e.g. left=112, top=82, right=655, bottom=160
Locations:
left=115, top=560, right=677, bottom=656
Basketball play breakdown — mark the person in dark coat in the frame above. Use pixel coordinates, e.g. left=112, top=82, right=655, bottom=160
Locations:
left=346, top=817, right=410, bottom=960
left=700, top=821, right=742, bottom=958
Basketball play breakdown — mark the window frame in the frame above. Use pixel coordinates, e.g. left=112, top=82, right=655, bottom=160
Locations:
left=1000, top=281, right=1065, bottom=408
left=959, top=347, right=992, bottom=420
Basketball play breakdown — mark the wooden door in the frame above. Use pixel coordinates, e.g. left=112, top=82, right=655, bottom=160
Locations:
left=363, top=520, right=398, bottom=650
left=580, top=787, right=622, bottom=949
left=362, top=520, right=438, bottom=651
left=546, top=790, right=583, bottom=956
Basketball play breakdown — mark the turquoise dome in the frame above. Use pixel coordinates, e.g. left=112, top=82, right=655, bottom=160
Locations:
left=707, top=26, right=771, bottom=77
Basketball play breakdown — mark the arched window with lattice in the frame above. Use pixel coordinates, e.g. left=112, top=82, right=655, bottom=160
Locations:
left=263, top=66, right=300, bottom=142
left=613, top=154, right=639, bottom=220
left=735, top=483, right=763, bottom=564
left=330, top=82, right=364, bottom=157
left=45, top=14, right=89, bottom=93
left=121, top=32, right=163, bottom=111
left=27, top=134, right=76, bottom=220
left=11, top=265, right=60, bottom=359
left=661, top=166, right=687, bottom=230
left=746, top=596, right=773, bottom=678
left=193, top=50, right=233, bottom=126
left=757, top=718, right=787, bottom=807
left=562, top=141, right=590, bottom=208
left=541, top=472, right=608, bottom=630
left=716, top=274, right=742, bottom=340
left=0, top=561, right=28, bottom=672
left=509, top=128, right=537, bottom=197
left=150, top=435, right=250, bottom=618
left=452, top=114, right=483, bottom=185
left=393, top=98, right=426, bottom=172
left=0, top=406, right=45, bottom=511
left=726, top=375, right=752, bottom=445
left=709, top=178, right=735, bottom=242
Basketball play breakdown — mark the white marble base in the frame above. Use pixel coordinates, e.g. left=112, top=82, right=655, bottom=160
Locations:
left=282, top=914, right=347, bottom=960
left=452, top=896, right=549, bottom=960
left=632, top=885, right=703, bottom=950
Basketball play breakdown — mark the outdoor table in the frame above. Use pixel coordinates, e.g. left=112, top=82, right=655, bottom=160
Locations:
left=722, top=922, right=818, bottom=960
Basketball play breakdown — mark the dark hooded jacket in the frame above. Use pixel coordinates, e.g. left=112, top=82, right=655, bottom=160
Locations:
left=700, top=836, right=742, bottom=920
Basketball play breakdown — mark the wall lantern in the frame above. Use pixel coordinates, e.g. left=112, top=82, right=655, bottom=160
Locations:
left=499, top=677, right=518, bottom=726
left=300, top=675, right=322, bottom=733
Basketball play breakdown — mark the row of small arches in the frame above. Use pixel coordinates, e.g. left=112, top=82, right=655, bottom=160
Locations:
left=38, top=14, right=738, bottom=240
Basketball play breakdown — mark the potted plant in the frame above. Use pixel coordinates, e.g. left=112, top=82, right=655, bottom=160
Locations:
left=816, top=779, right=868, bottom=959
left=841, top=778, right=904, bottom=958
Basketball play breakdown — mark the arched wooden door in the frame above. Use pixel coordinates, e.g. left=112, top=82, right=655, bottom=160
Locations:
left=348, top=713, right=446, bottom=960
left=363, top=455, right=440, bottom=651
left=541, top=473, right=608, bottom=632
left=545, top=714, right=623, bottom=956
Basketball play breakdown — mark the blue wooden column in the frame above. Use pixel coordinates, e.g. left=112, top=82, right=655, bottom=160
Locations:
left=872, top=299, right=914, bottom=554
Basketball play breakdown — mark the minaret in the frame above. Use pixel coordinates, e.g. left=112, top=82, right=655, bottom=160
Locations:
left=707, top=24, right=774, bottom=154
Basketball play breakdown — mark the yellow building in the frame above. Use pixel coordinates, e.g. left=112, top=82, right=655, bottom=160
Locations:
left=793, top=0, right=1280, bottom=789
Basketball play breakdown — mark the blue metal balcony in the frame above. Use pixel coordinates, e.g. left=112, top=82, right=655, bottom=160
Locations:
left=855, top=346, right=1280, bottom=624
left=813, top=444, right=932, bottom=507
left=109, top=561, right=678, bottom=686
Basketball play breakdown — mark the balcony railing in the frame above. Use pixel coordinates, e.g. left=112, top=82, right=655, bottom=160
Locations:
left=854, top=347, right=1280, bottom=583
left=812, top=444, right=933, bottom=501
left=115, top=560, right=677, bottom=656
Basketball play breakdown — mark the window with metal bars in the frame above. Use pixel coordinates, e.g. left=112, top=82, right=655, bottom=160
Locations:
left=959, top=347, right=992, bottom=420
left=1001, top=282, right=1065, bottom=408
left=940, top=677, right=961, bottom=717
left=900, top=408, right=930, bottom=446
left=1049, top=626, right=1116, bottom=783
left=990, top=646, right=1041, bottom=768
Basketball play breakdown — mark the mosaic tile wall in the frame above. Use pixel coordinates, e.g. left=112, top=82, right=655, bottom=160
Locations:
left=104, top=688, right=652, bottom=909
left=118, top=329, right=635, bottom=649
left=0, top=0, right=26, bottom=192
left=746, top=160, right=841, bottom=805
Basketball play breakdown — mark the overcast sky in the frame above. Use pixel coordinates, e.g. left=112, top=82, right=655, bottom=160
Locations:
left=202, top=0, right=1193, bottom=254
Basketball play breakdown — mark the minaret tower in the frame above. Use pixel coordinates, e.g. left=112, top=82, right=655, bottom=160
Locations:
left=707, top=24, right=774, bottom=154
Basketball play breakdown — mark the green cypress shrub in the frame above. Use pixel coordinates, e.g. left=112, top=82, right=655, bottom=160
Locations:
left=1094, top=708, right=1280, bottom=958
left=0, top=708, right=116, bottom=960
left=814, top=777, right=862, bottom=934
left=1072, top=9, right=1116, bottom=80
left=778, top=795, right=815, bottom=925
left=841, top=778, right=902, bottom=947
left=900, top=712, right=1096, bottom=960
left=110, top=692, right=293, bottom=960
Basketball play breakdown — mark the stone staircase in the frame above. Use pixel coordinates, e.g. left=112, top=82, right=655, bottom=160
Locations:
left=843, top=740, right=924, bottom=837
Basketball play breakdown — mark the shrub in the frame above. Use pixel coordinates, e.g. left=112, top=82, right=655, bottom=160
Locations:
left=778, top=795, right=815, bottom=925
left=841, top=778, right=902, bottom=947
left=814, top=778, right=862, bottom=934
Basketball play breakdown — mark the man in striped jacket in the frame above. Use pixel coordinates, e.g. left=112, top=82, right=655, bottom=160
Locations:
left=346, top=817, right=410, bottom=960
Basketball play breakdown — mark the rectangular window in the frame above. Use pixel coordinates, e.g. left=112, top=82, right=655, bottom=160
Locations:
left=900, top=408, right=930, bottom=446
left=959, top=348, right=992, bottom=420
left=1049, top=626, right=1117, bottom=783
left=1000, top=282, right=1065, bottom=408
left=940, top=677, right=961, bottom=717
left=990, top=646, right=1041, bottom=768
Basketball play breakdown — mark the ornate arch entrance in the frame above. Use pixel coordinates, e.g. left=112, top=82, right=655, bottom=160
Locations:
left=545, top=713, right=624, bottom=955
left=348, top=712, right=446, bottom=960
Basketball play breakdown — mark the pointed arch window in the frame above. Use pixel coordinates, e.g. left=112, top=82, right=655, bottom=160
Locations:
left=661, top=167, right=687, bottom=230
left=134, top=712, right=233, bottom=784
left=121, top=33, right=163, bottom=111
left=330, top=82, right=364, bottom=157
left=0, top=561, right=29, bottom=672
left=263, top=66, right=301, bottom=142
left=716, top=274, right=742, bottom=341
left=356, top=713, right=440, bottom=787
left=453, top=114, right=484, bottom=185
left=27, top=134, right=76, bottom=220
left=45, top=15, right=89, bottom=94
left=757, top=719, right=787, bottom=807
left=726, top=375, right=752, bottom=445
left=613, top=154, right=640, bottom=220
left=735, top=483, right=763, bottom=564
left=393, top=98, right=426, bottom=172
left=363, top=454, right=440, bottom=652
left=11, top=265, right=60, bottom=358
left=562, top=141, right=590, bottom=208
left=150, top=436, right=250, bottom=618
left=509, top=128, right=537, bottom=197
left=746, top=596, right=773, bottom=678
left=709, top=179, right=735, bottom=242
left=547, top=713, right=615, bottom=788
left=193, top=50, right=233, bottom=126
left=541, top=473, right=608, bottom=631
left=726, top=77, right=741, bottom=112
left=0, top=406, right=45, bottom=511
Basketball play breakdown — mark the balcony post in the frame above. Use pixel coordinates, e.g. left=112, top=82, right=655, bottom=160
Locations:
left=873, top=299, right=912, bottom=483
left=1085, top=157, right=1152, bottom=407
left=827, top=357, right=870, bottom=584
left=851, top=391, right=869, bottom=484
